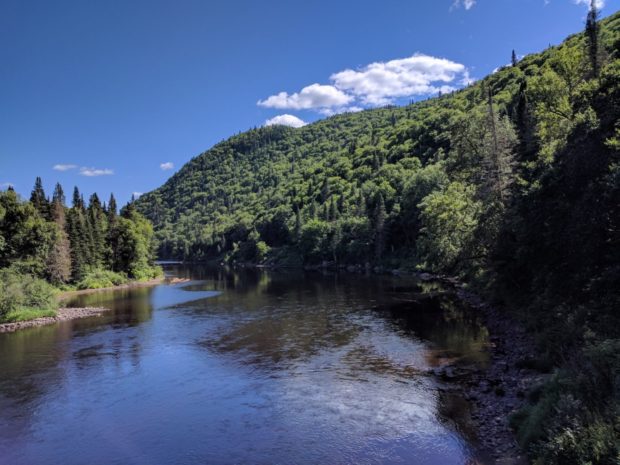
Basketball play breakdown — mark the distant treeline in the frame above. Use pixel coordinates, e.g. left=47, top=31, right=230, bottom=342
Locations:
left=0, top=179, right=160, bottom=288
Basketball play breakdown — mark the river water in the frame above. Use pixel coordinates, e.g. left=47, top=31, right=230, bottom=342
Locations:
left=0, top=265, right=491, bottom=465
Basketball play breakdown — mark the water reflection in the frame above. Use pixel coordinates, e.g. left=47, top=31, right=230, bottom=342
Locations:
left=0, top=265, right=490, bottom=465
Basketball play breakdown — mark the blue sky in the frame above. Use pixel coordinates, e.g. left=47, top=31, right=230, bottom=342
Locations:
left=1, top=0, right=618, bottom=205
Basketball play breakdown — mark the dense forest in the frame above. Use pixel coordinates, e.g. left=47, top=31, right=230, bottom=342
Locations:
left=136, top=7, right=620, bottom=465
left=0, top=180, right=161, bottom=322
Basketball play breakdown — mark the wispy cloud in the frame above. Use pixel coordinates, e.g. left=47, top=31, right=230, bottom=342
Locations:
left=79, top=167, right=114, bottom=177
left=0, top=182, right=14, bottom=189
left=160, top=162, right=174, bottom=171
left=132, top=192, right=143, bottom=199
left=264, top=114, right=307, bottom=128
left=451, top=0, right=476, bottom=10
left=574, top=0, right=605, bottom=7
left=53, top=164, right=78, bottom=171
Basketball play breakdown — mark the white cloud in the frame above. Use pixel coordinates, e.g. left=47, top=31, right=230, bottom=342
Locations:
left=160, top=162, right=174, bottom=171
left=574, top=0, right=604, bottom=8
left=319, top=106, right=365, bottom=116
left=258, top=83, right=353, bottom=111
left=257, top=53, right=470, bottom=119
left=264, top=114, right=307, bottom=128
left=79, top=167, right=113, bottom=177
left=53, top=164, right=77, bottom=171
left=331, top=54, right=469, bottom=106
left=0, top=182, right=13, bottom=188
left=452, top=0, right=476, bottom=10
left=132, top=192, right=143, bottom=199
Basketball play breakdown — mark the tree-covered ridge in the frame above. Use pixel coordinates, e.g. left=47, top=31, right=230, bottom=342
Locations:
left=0, top=180, right=161, bottom=321
left=137, top=8, right=620, bottom=464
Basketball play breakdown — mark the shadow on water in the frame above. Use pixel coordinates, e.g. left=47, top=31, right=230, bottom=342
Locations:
left=0, top=264, right=493, bottom=465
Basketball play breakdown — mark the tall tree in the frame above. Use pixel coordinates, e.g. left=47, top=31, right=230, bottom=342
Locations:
left=30, top=177, right=49, bottom=218
left=52, top=183, right=65, bottom=206
left=511, top=49, right=518, bottom=67
left=47, top=185, right=72, bottom=284
left=373, top=194, right=386, bottom=262
left=585, top=0, right=600, bottom=77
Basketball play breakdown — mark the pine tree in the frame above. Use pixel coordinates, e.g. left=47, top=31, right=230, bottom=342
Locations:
left=329, top=196, right=338, bottom=221
left=511, top=50, right=518, bottom=67
left=67, top=206, right=88, bottom=279
left=294, top=208, right=303, bottom=242
left=88, top=193, right=106, bottom=267
left=47, top=184, right=72, bottom=284
left=52, top=183, right=65, bottom=206
left=30, top=177, right=49, bottom=218
left=484, top=90, right=516, bottom=203
left=373, top=194, right=386, bottom=262
left=586, top=0, right=600, bottom=77
left=72, top=187, right=83, bottom=210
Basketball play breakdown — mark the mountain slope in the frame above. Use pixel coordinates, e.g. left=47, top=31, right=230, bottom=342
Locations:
left=137, top=11, right=620, bottom=464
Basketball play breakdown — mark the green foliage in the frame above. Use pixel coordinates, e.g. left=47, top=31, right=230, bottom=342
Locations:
left=0, top=178, right=161, bottom=319
left=76, top=269, right=128, bottom=290
left=0, top=269, right=57, bottom=321
left=417, top=182, right=482, bottom=272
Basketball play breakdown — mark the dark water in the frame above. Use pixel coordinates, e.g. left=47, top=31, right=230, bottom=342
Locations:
left=0, top=266, right=491, bottom=465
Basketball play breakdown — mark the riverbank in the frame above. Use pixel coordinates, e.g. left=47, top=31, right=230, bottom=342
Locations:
left=57, top=277, right=166, bottom=300
left=0, top=307, right=111, bottom=333
left=434, top=285, right=545, bottom=465
left=0, top=277, right=171, bottom=333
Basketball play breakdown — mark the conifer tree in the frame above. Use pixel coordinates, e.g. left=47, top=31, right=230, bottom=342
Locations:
left=87, top=193, right=106, bottom=267
left=586, top=0, right=600, bottom=77
left=511, top=50, right=518, bottom=67
left=30, top=177, right=49, bottom=219
left=52, top=183, right=65, bottom=206
left=47, top=184, right=71, bottom=284
left=294, top=208, right=303, bottom=242
left=374, top=194, right=386, bottom=262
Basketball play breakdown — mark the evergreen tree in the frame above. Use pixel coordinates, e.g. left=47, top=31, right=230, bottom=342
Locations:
left=329, top=196, right=338, bottom=221
left=47, top=185, right=71, bottom=284
left=511, top=49, right=518, bottom=67
left=294, top=208, right=303, bottom=242
left=87, top=193, right=106, bottom=267
left=52, top=183, right=65, bottom=206
left=586, top=0, right=600, bottom=77
left=72, top=187, right=83, bottom=210
left=373, top=194, right=386, bottom=262
left=30, top=177, right=49, bottom=218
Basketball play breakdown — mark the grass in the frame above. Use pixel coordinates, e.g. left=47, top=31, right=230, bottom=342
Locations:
left=1, top=307, right=57, bottom=323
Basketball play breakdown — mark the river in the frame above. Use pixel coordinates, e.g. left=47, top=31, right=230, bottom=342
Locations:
left=0, top=265, right=491, bottom=465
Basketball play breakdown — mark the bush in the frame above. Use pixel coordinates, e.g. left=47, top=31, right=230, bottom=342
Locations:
left=76, top=269, right=128, bottom=290
left=0, top=269, right=57, bottom=320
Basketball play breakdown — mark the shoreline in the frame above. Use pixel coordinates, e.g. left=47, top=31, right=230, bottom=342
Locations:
left=436, top=286, right=543, bottom=465
left=57, top=277, right=166, bottom=300
left=0, top=307, right=112, bottom=333
left=0, top=277, right=194, bottom=333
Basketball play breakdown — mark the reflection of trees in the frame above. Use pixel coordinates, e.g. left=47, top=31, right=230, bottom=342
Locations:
left=205, top=308, right=360, bottom=367
left=194, top=265, right=489, bottom=372
left=0, top=286, right=155, bottom=440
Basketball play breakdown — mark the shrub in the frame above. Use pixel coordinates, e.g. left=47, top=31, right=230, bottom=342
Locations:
left=0, top=269, right=57, bottom=320
left=76, top=269, right=128, bottom=290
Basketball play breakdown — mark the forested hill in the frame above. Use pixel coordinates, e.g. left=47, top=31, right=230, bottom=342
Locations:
left=137, top=9, right=620, bottom=464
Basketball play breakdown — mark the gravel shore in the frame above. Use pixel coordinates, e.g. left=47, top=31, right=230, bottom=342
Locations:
left=433, top=284, right=545, bottom=465
left=0, top=307, right=111, bottom=333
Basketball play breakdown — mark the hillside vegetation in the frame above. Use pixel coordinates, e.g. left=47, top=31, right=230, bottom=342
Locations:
left=137, top=9, right=620, bottom=464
